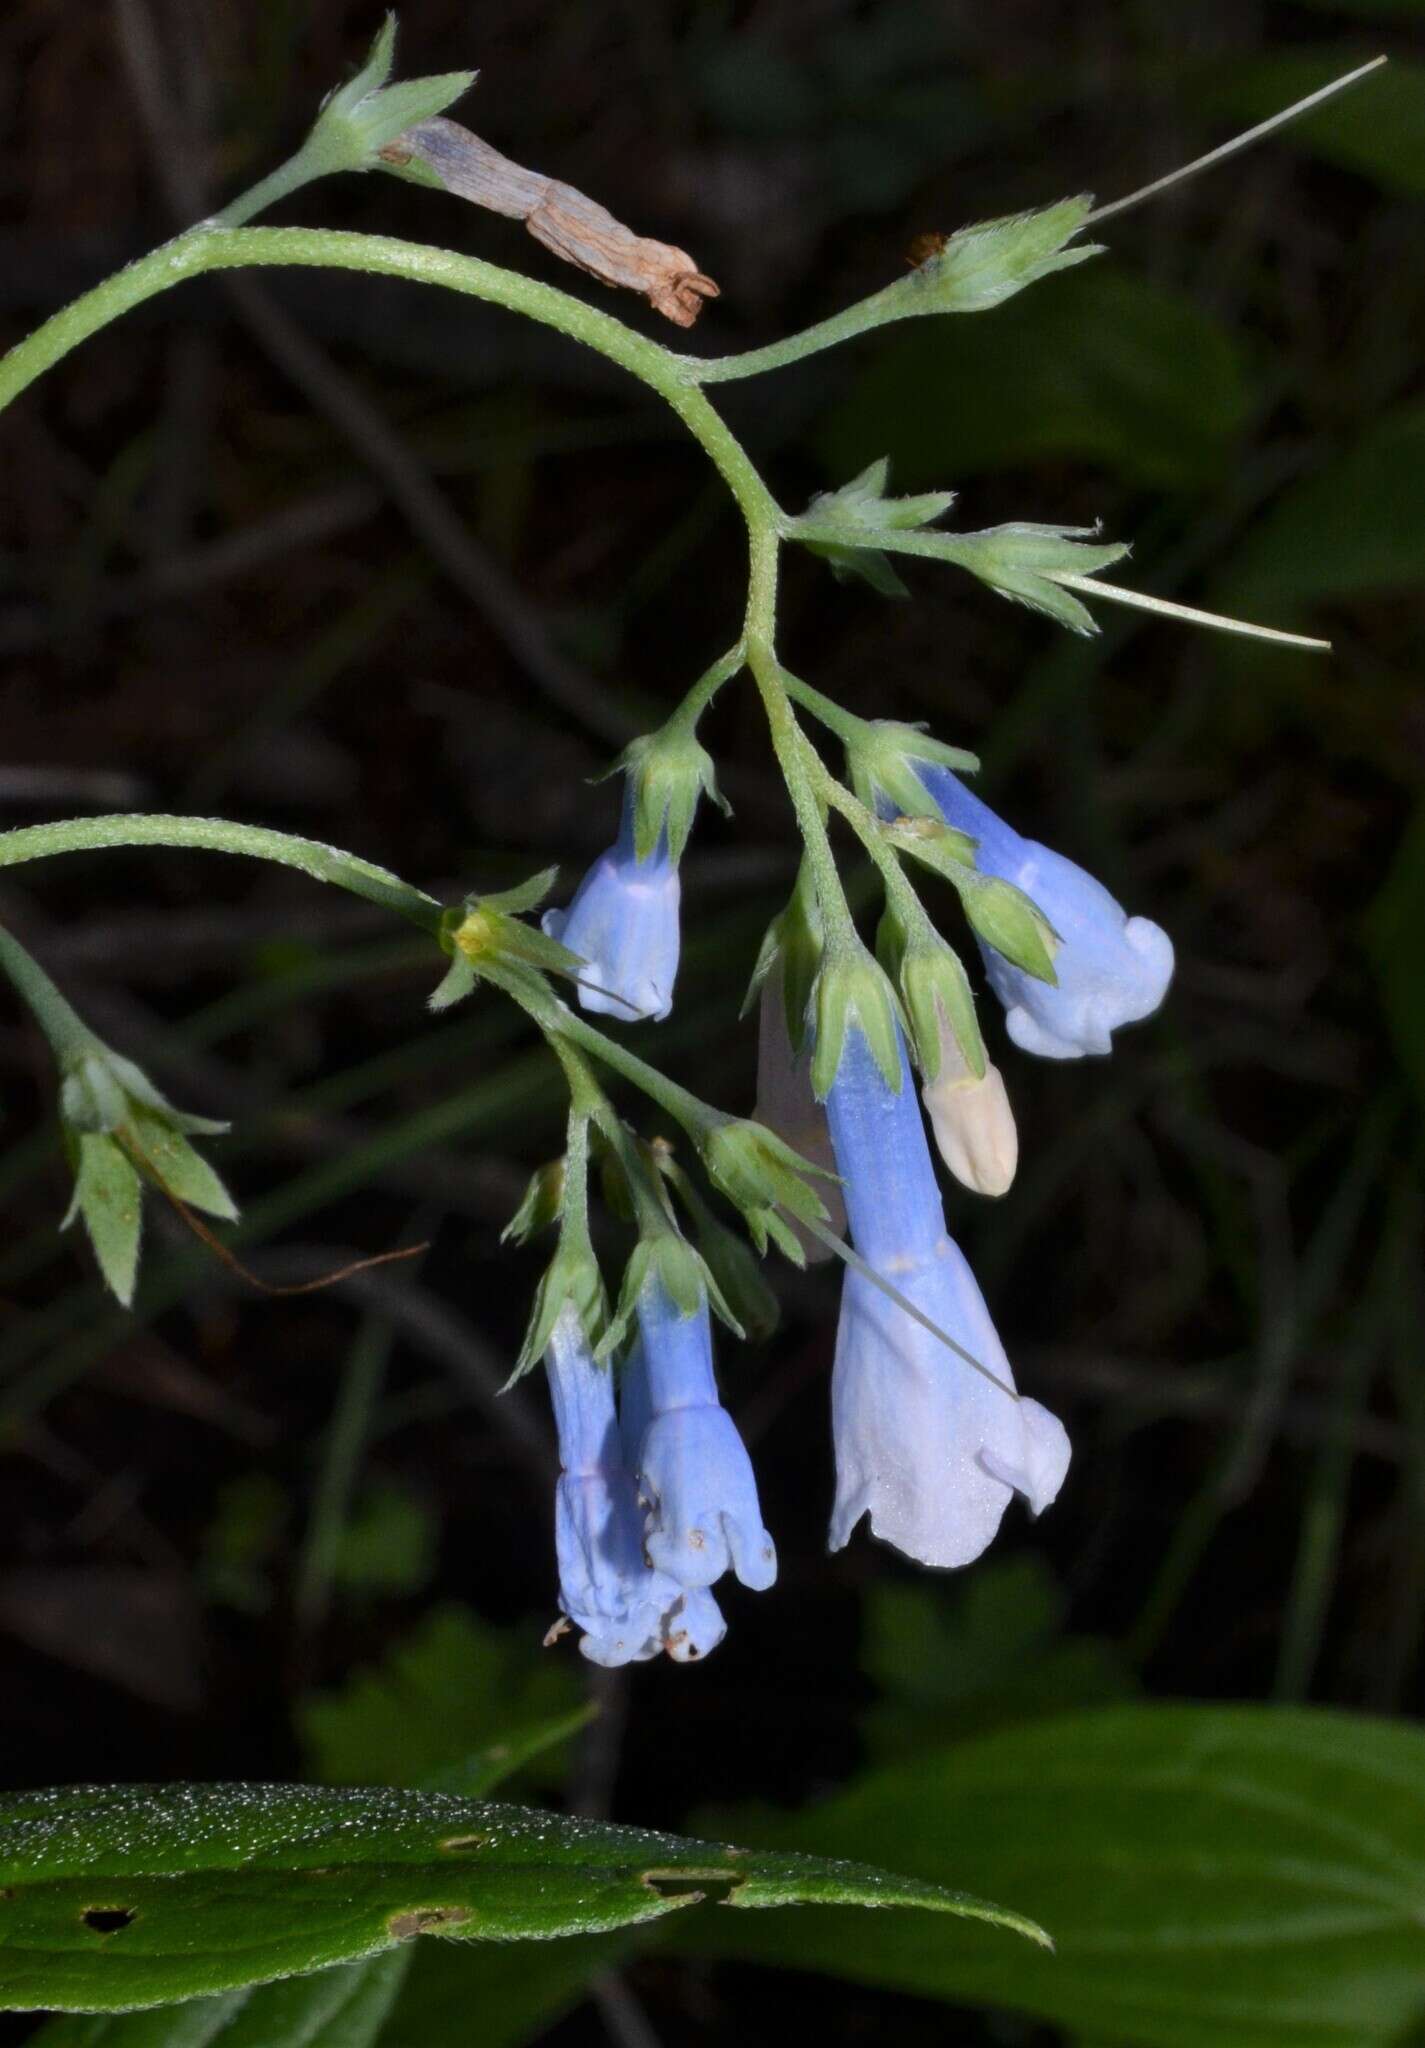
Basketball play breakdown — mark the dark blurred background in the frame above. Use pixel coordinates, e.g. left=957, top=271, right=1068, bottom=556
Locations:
left=1, top=2, right=1422, bottom=2042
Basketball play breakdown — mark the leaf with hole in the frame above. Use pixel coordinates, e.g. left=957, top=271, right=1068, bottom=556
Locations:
left=0, top=1781, right=1045, bottom=2012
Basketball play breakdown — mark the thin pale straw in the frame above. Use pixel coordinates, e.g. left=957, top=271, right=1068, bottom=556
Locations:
left=801, top=1216, right=1020, bottom=1403
left=1054, top=574, right=1331, bottom=651
left=1086, top=56, right=1388, bottom=227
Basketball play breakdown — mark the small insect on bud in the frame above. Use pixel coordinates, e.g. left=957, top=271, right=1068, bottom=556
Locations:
left=905, top=231, right=949, bottom=268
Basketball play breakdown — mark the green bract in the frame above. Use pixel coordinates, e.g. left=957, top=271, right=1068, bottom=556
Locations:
left=697, top=1117, right=834, bottom=1267
left=934, top=523, right=1132, bottom=635
left=892, top=195, right=1102, bottom=316
left=877, top=909, right=987, bottom=1082
left=810, top=941, right=906, bottom=1101
left=744, top=862, right=824, bottom=1055
left=599, top=1233, right=741, bottom=1359
left=887, top=820, right=1059, bottom=985
left=614, top=724, right=730, bottom=866
left=432, top=873, right=582, bottom=1011
left=845, top=720, right=981, bottom=821
left=657, top=1147, right=782, bottom=1344
left=58, top=1049, right=236, bottom=1309
left=513, top=1231, right=608, bottom=1380
left=308, top=16, right=475, bottom=176
left=801, top=457, right=958, bottom=598
left=501, top=1160, right=567, bottom=1247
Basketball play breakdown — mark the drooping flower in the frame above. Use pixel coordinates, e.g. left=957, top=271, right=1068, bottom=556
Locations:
left=619, top=1340, right=727, bottom=1663
left=822, top=1022, right=1069, bottom=1568
left=914, top=765, right=1173, bottom=1060
left=545, top=1305, right=712, bottom=1665
left=542, top=784, right=680, bottom=1021
left=625, top=1278, right=777, bottom=1594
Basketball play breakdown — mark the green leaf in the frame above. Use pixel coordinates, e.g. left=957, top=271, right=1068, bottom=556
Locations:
left=0, top=1781, right=1045, bottom=2012
left=298, top=1606, right=581, bottom=1792
left=24, top=1712, right=607, bottom=2048
left=821, top=269, right=1250, bottom=493
left=33, top=1952, right=409, bottom=2048
left=682, top=1704, right=1425, bottom=2048
left=330, top=1483, right=437, bottom=1601
left=862, top=1564, right=1132, bottom=1757
left=418, top=1707, right=600, bottom=1803
left=1205, top=54, right=1425, bottom=198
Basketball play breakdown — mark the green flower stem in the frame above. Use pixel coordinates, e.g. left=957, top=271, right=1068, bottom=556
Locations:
left=0, top=222, right=857, bottom=971
left=561, top=1106, right=596, bottom=1248
left=0, top=925, right=102, bottom=1067
left=215, top=139, right=338, bottom=229
left=671, top=643, right=746, bottom=728
left=779, top=671, right=878, bottom=749
left=742, top=534, right=857, bottom=947
left=0, top=814, right=443, bottom=933
left=487, top=960, right=719, bottom=1147
left=809, top=756, right=927, bottom=932
left=681, top=277, right=915, bottom=386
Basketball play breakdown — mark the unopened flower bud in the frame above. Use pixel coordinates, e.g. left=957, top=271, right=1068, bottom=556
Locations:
left=921, top=1018, right=1018, bottom=1199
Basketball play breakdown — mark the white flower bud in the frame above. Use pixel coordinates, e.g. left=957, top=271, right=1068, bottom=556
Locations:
left=920, top=1018, right=1018, bottom=1198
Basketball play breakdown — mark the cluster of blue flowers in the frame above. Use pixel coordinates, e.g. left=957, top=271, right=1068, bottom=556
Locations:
left=537, top=754, right=1172, bottom=1662
left=544, top=1285, right=775, bottom=1665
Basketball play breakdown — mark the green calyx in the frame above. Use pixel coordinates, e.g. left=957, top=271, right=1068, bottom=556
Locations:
left=847, top=720, right=980, bottom=819
left=744, top=860, right=824, bottom=1056
left=58, top=1049, right=236, bottom=1308
left=892, top=195, right=1101, bottom=316
left=696, top=1117, right=834, bottom=1269
left=432, top=870, right=579, bottom=1010
left=655, top=1144, right=780, bottom=1344
left=887, top=821, right=1059, bottom=984
left=502, top=1158, right=568, bottom=1246
left=612, top=722, right=730, bottom=866
left=310, top=15, right=475, bottom=178
left=883, top=815, right=979, bottom=880
left=940, top=523, right=1131, bottom=635
left=810, top=940, right=907, bottom=1101
left=513, top=1232, right=609, bottom=1381
left=599, top=1231, right=742, bottom=1360
left=877, top=908, right=986, bottom=1082
left=799, top=457, right=958, bottom=598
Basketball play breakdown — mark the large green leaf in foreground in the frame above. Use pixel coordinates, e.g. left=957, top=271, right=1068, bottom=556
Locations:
left=0, top=1782, right=1044, bottom=2013
left=686, top=1704, right=1425, bottom=2048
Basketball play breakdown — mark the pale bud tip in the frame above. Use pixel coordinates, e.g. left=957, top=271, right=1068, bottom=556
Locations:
left=922, top=1061, right=1019, bottom=1198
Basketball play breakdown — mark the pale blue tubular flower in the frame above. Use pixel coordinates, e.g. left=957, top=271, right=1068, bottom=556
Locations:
left=546, top=1307, right=694, bottom=1666
left=625, top=1281, right=777, bottom=1594
left=619, top=1340, right=728, bottom=1662
left=542, top=785, right=680, bottom=1022
left=822, top=1025, right=1069, bottom=1568
left=916, top=765, right=1173, bottom=1060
